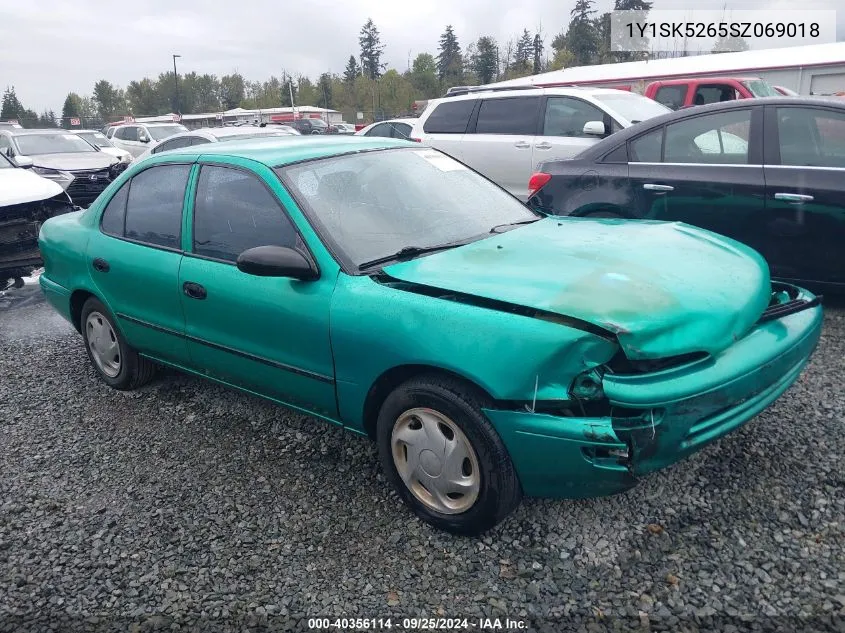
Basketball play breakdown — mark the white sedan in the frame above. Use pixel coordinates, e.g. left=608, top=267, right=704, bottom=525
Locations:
left=134, top=124, right=301, bottom=161
left=354, top=118, right=418, bottom=141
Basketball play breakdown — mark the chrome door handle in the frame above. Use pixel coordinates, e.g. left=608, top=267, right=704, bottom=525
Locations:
left=535, top=142, right=552, bottom=150
left=774, top=192, right=814, bottom=203
left=643, top=183, right=674, bottom=191
left=513, top=141, right=531, bottom=149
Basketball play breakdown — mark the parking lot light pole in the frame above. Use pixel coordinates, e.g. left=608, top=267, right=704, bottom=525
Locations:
left=172, top=54, right=182, bottom=115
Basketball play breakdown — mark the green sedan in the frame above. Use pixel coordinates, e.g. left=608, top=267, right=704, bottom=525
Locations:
left=37, top=136, right=824, bottom=535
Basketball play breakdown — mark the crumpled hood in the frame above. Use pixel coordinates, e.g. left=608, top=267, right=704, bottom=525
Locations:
left=382, top=217, right=772, bottom=359
left=29, top=152, right=117, bottom=171
left=0, top=168, right=65, bottom=206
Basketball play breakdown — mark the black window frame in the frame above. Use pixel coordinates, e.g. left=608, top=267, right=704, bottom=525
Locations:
left=97, top=162, right=193, bottom=253
left=187, top=162, right=317, bottom=271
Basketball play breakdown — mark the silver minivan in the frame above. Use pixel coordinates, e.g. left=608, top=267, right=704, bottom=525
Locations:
left=410, top=86, right=671, bottom=200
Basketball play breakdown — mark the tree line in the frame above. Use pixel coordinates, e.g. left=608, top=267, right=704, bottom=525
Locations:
left=3, top=0, right=747, bottom=128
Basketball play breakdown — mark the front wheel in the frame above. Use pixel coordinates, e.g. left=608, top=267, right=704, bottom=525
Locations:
left=376, top=375, right=522, bottom=535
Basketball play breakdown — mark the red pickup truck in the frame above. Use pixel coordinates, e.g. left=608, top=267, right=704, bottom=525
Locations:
left=641, top=76, right=781, bottom=110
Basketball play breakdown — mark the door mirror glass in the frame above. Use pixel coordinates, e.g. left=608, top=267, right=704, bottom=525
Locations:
left=236, top=246, right=318, bottom=280
left=13, top=155, right=33, bottom=168
left=138, top=130, right=150, bottom=143
left=583, top=121, right=606, bottom=136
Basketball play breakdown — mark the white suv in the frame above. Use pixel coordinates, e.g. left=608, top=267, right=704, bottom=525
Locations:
left=107, top=122, right=189, bottom=158
left=410, top=86, right=671, bottom=200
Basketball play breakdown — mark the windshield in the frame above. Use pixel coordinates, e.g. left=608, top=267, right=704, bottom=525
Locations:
left=79, top=132, right=114, bottom=148
left=148, top=125, right=189, bottom=140
left=278, top=147, right=539, bottom=270
left=14, top=132, right=97, bottom=155
left=742, top=79, right=780, bottom=97
left=593, top=93, right=671, bottom=124
left=308, top=118, right=328, bottom=127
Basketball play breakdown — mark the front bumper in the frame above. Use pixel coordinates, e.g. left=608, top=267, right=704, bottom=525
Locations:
left=484, top=285, right=823, bottom=499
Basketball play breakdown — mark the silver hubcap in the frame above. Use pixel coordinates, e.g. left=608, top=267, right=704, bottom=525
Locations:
left=85, top=311, right=121, bottom=378
left=391, top=408, right=481, bottom=514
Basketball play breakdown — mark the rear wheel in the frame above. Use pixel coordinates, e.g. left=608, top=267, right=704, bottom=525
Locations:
left=376, top=375, right=522, bottom=536
left=80, top=297, right=157, bottom=390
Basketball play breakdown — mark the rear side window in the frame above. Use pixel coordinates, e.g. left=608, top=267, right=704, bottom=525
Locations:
left=693, top=84, right=739, bottom=106
left=124, top=165, right=191, bottom=249
left=629, top=128, right=664, bottom=162
left=664, top=109, right=751, bottom=164
left=654, top=85, right=686, bottom=110
left=153, top=136, right=193, bottom=154
left=475, top=97, right=540, bottom=135
left=776, top=107, right=845, bottom=168
left=423, top=100, right=476, bottom=134
left=365, top=123, right=392, bottom=138
left=193, top=166, right=298, bottom=263
left=100, top=182, right=129, bottom=237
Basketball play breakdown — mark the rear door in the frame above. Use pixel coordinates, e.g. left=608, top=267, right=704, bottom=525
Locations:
left=628, top=106, right=767, bottom=250
left=534, top=96, right=617, bottom=168
left=418, top=98, right=477, bottom=160
left=762, top=104, right=845, bottom=286
left=458, top=95, right=542, bottom=200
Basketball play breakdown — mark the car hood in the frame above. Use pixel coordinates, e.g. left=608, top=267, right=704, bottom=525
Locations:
left=27, top=153, right=117, bottom=171
left=0, top=168, right=65, bottom=206
left=381, top=217, right=772, bottom=360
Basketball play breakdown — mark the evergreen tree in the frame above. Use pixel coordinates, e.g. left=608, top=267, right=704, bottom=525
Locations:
left=359, top=19, right=386, bottom=79
left=533, top=33, right=544, bottom=73
left=565, top=0, right=599, bottom=66
left=437, top=25, right=463, bottom=85
left=473, top=36, right=499, bottom=84
left=1, top=86, right=24, bottom=121
left=317, top=73, right=333, bottom=109
left=513, top=29, right=534, bottom=74
left=61, top=92, right=83, bottom=127
left=343, top=55, right=360, bottom=83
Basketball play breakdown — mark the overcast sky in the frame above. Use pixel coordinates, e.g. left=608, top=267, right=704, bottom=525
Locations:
left=1, top=0, right=842, bottom=112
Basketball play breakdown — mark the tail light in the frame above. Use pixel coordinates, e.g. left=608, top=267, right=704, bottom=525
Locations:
left=528, top=172, right=551, bottom=198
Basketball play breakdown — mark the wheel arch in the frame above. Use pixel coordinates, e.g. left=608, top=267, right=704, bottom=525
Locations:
left=361, top=364, right=495, bottom=440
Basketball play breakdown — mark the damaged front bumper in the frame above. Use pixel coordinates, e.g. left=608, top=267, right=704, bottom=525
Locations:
left=1, top=194, right=74, bottom=279
left=483, top=283, right=823, bottom=499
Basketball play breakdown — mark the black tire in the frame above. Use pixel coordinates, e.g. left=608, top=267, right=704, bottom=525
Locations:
left=376, top=374, right=522, bottom=536
left=80, top=297, right=157, bottom=390
left=12, top=277, right=25, bottom=289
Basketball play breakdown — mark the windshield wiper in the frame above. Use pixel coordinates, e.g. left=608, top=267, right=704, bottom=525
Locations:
left=358, top=241, right=471, bottom=270
left=489, top=218, right=541, bottom=233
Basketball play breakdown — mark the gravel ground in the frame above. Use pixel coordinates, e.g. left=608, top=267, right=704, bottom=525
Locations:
left=1, top=286, right=843, bottom=633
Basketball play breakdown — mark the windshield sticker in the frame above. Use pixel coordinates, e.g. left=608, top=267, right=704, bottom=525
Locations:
left=298, top=171, right=319, bottom=197
left=414, top=150, right=467, bottom=172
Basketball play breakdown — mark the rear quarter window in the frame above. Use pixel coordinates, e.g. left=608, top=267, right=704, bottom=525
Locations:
left=423, top=100, right=477, bottom=134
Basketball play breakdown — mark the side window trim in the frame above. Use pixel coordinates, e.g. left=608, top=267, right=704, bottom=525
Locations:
left=187, top=162, right=316, bottom=268
left=98, top=162, right=194, bottom=253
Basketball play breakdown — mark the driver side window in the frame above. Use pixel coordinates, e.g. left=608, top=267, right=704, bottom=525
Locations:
left=192, top=166, right=299, bottom=263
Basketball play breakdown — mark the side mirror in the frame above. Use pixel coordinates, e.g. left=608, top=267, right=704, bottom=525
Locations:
left=236, top=245, right=318, bottom=280
left=583, top=121, right=606, bottom=136
left=138, top=131, right=150, bottom=143
left=13, top=155, right=33, bottom=168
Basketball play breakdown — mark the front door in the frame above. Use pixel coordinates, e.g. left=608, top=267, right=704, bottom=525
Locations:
left=762, top=104, right=845, bottom=286
left=87, top=163, right=192, bottom=364
left=628, top=107, right=768, bottom=253
left=179, top=162, right=338, bottom=418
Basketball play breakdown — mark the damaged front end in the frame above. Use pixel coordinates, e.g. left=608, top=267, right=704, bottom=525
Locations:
left=482, top=282, right=823, bottom=499
left=1, top=192, right=75, bottom=283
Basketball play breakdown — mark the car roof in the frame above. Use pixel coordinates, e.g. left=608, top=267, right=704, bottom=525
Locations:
left=146, top=135, right=411, bottom=166
left=652, top=76, right=762, bottom=84
left=4, top=128, right=79, bottom=135
left=572, top=96, right=845, bottom=159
